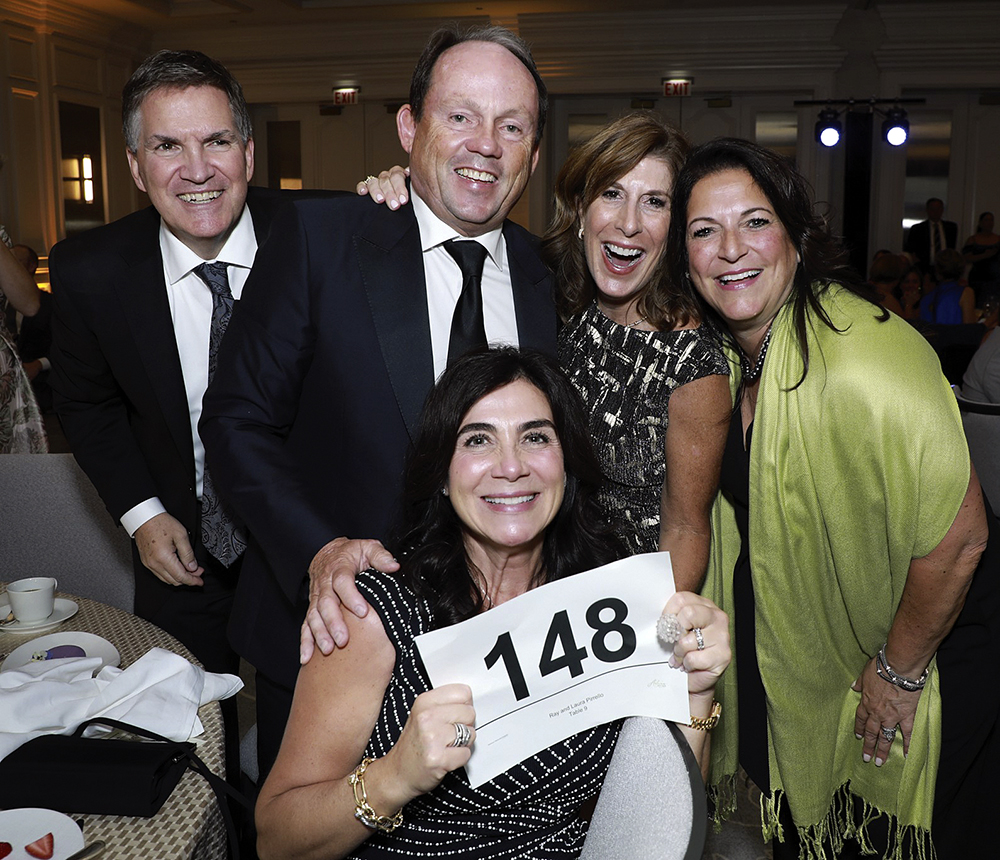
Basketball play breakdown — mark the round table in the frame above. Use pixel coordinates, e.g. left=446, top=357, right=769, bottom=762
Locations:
left=0, top=592, right=228, bottom=860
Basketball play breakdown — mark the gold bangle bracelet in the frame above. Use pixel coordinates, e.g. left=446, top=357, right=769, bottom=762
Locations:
left=688, top=700, right=722, bottom=731
left=349, top=757, right=403, bottom=833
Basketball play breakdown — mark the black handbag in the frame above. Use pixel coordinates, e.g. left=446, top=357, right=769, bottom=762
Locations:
left=0, top=718, right=249, bottom=857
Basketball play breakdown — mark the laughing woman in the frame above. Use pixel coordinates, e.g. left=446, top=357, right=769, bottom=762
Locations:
left=543, top=114, right=730, bottom=589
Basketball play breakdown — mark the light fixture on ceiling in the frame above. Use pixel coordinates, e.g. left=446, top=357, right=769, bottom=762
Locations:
left=815, top=108, right=842, bottom=147
left=881, top=106, right=909, bottom=146
left=797, top=97, right=924, bottom=149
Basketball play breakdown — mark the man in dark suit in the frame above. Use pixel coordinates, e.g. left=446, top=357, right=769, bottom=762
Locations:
left=905, top=197, right=958, bottom=272
left=49, top=51, right=316, bottom=684
left=200, top=24, right=557, bottom=778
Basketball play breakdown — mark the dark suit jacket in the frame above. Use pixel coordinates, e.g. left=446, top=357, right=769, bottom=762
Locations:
left=200, top=195, right=558, bottom=686
left=49, top=187, right=336, bottom=556
left=904, top=218, right=958, bottom=270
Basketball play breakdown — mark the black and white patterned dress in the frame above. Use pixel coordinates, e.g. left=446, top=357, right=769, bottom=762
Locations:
left=559, top=302, right=729, bottom=555
left=0, top=224, right=46, bottom=453
left=349, top=570, right=620, bottom=859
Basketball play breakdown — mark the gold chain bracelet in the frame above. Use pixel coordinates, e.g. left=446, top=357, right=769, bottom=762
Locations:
left=688, top=700, right=722, bottom=731
left=349, top=757, right=403, bottom=833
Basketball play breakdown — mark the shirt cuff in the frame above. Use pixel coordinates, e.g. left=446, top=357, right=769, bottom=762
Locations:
left=38, top=356, right=51, bottom=372
left=121, top=498, right=168, bottom=537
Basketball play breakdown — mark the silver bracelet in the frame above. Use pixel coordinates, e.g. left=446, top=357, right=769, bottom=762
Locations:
left=874, top=643, right=929, bottom=692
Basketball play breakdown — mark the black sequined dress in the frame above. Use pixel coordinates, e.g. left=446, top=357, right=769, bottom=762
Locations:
left=348, top=569, right=621, bottom=859
left=559, top=303, right=729, bottom=555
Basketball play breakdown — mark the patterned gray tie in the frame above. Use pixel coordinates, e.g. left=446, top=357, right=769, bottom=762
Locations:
left=193, top=261, right=247, bottom=567
left=444, top=240, right=489, bottom=365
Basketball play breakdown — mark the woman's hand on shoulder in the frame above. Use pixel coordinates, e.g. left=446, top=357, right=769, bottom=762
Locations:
left=664, top=591, right=731, bottom=697
left=356, top=166, right=410, bottom=209
left=384, top=683, right=476, bottom=797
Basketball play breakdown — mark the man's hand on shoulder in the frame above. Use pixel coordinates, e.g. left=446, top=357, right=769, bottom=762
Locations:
left=301, top=536, right=400, bottom=663
left=134, top=512, right=205, bottom=587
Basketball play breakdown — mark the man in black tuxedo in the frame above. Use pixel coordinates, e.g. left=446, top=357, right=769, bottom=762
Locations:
left=49, top=51, right=322, bottom=683
left=201, top=24, right=557, bottom=778
left=905, top=197, right=958, bottom=272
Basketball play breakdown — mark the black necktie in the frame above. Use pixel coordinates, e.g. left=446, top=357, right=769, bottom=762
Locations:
left=192, top=261, right=247, bottom=568
left=444, top=240, right=489, bottom=365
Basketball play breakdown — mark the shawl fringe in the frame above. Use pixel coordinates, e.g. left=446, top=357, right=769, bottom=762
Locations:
left=758, top=783, right=937, bottom=860
left=707, top=772, right=738, bottom=832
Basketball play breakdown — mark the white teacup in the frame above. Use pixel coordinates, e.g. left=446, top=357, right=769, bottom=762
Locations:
left=6, top=577, right=58, bottom=623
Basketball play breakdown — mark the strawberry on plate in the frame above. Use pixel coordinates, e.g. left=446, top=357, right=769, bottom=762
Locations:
left=24, top=832, right=54, bottom=859
left=0, top=841, right=12, bottom=859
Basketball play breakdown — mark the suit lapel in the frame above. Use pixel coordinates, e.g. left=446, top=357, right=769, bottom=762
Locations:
left=357, top=205, right=435, bottom=440
left=116, top=214, right=195, bottom=468
left=246, top=187, right=282, bottom=247
left=505, top=223, right=558, bottom=353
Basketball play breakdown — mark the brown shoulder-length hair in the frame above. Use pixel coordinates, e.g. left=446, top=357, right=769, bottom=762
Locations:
left=541, top=112, right=699, bottom=331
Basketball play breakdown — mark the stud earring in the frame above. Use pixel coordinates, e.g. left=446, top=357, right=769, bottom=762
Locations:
left=441, top=486, right=449, bottom=497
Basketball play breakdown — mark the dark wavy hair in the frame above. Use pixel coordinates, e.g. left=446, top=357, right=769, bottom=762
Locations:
left=666, top=137, right=884, bottom=386
left=408, top=24, right=547, bottom=147
left=389, top=347, right=622, bottom=628
left=542, top=112, right=697, bottom=331
left=122, top=50, right=252, bottom=152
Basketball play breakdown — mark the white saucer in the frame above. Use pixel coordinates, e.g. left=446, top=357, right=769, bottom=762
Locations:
left=0, top=598, right=79, bottom=634
left=1, top=631, right=120, bottom=672
left=0, top=807, right=85, bottom=859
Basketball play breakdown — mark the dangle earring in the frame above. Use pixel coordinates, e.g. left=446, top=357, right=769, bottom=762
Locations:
left=578, top=223, right=584, bottom=240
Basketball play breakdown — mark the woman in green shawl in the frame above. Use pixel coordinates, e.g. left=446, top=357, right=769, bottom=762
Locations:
left=666, top=138, right=999, bottom=860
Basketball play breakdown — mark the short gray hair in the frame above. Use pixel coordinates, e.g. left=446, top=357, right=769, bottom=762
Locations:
left=122, top=50, right=252, bottom=152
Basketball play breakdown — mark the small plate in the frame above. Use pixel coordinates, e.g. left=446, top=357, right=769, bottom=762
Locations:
left=0, top=598, right=79, bottom=634
left=1, top=631, right=120, bottom=673
left=0, top=808, right=85, bottom=860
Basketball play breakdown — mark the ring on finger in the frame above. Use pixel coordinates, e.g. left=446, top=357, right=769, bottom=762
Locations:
left=365, top=174, right=377, bottom=183
left=694, top=627, right=705, bottom=651
left=449, top=722, right=473, bottom=748
left=880, top=726, right=897, bottom=743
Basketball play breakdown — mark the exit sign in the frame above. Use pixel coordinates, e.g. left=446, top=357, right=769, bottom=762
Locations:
left=662, top=79, right=692, bottom=97
left=332, top=87, right=360, bottom=105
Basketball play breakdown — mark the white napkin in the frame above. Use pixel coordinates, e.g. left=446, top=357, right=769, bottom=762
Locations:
left=0, top=647, right=243, bottom=762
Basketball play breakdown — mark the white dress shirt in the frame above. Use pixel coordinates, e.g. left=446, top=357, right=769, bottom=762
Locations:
left=411, top=190, right=520, bottom=379
left=120, top=205, right=257, bottom=537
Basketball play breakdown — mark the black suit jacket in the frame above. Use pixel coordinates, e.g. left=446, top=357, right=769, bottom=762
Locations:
left=49, top=187, right=336, bottom=552
left=201, top=195, right=558, bottom=686
left=904, top=218, right=958, bottom=270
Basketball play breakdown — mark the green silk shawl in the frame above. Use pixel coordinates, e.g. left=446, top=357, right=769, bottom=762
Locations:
left=705, top=286, right=969, bottom=860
